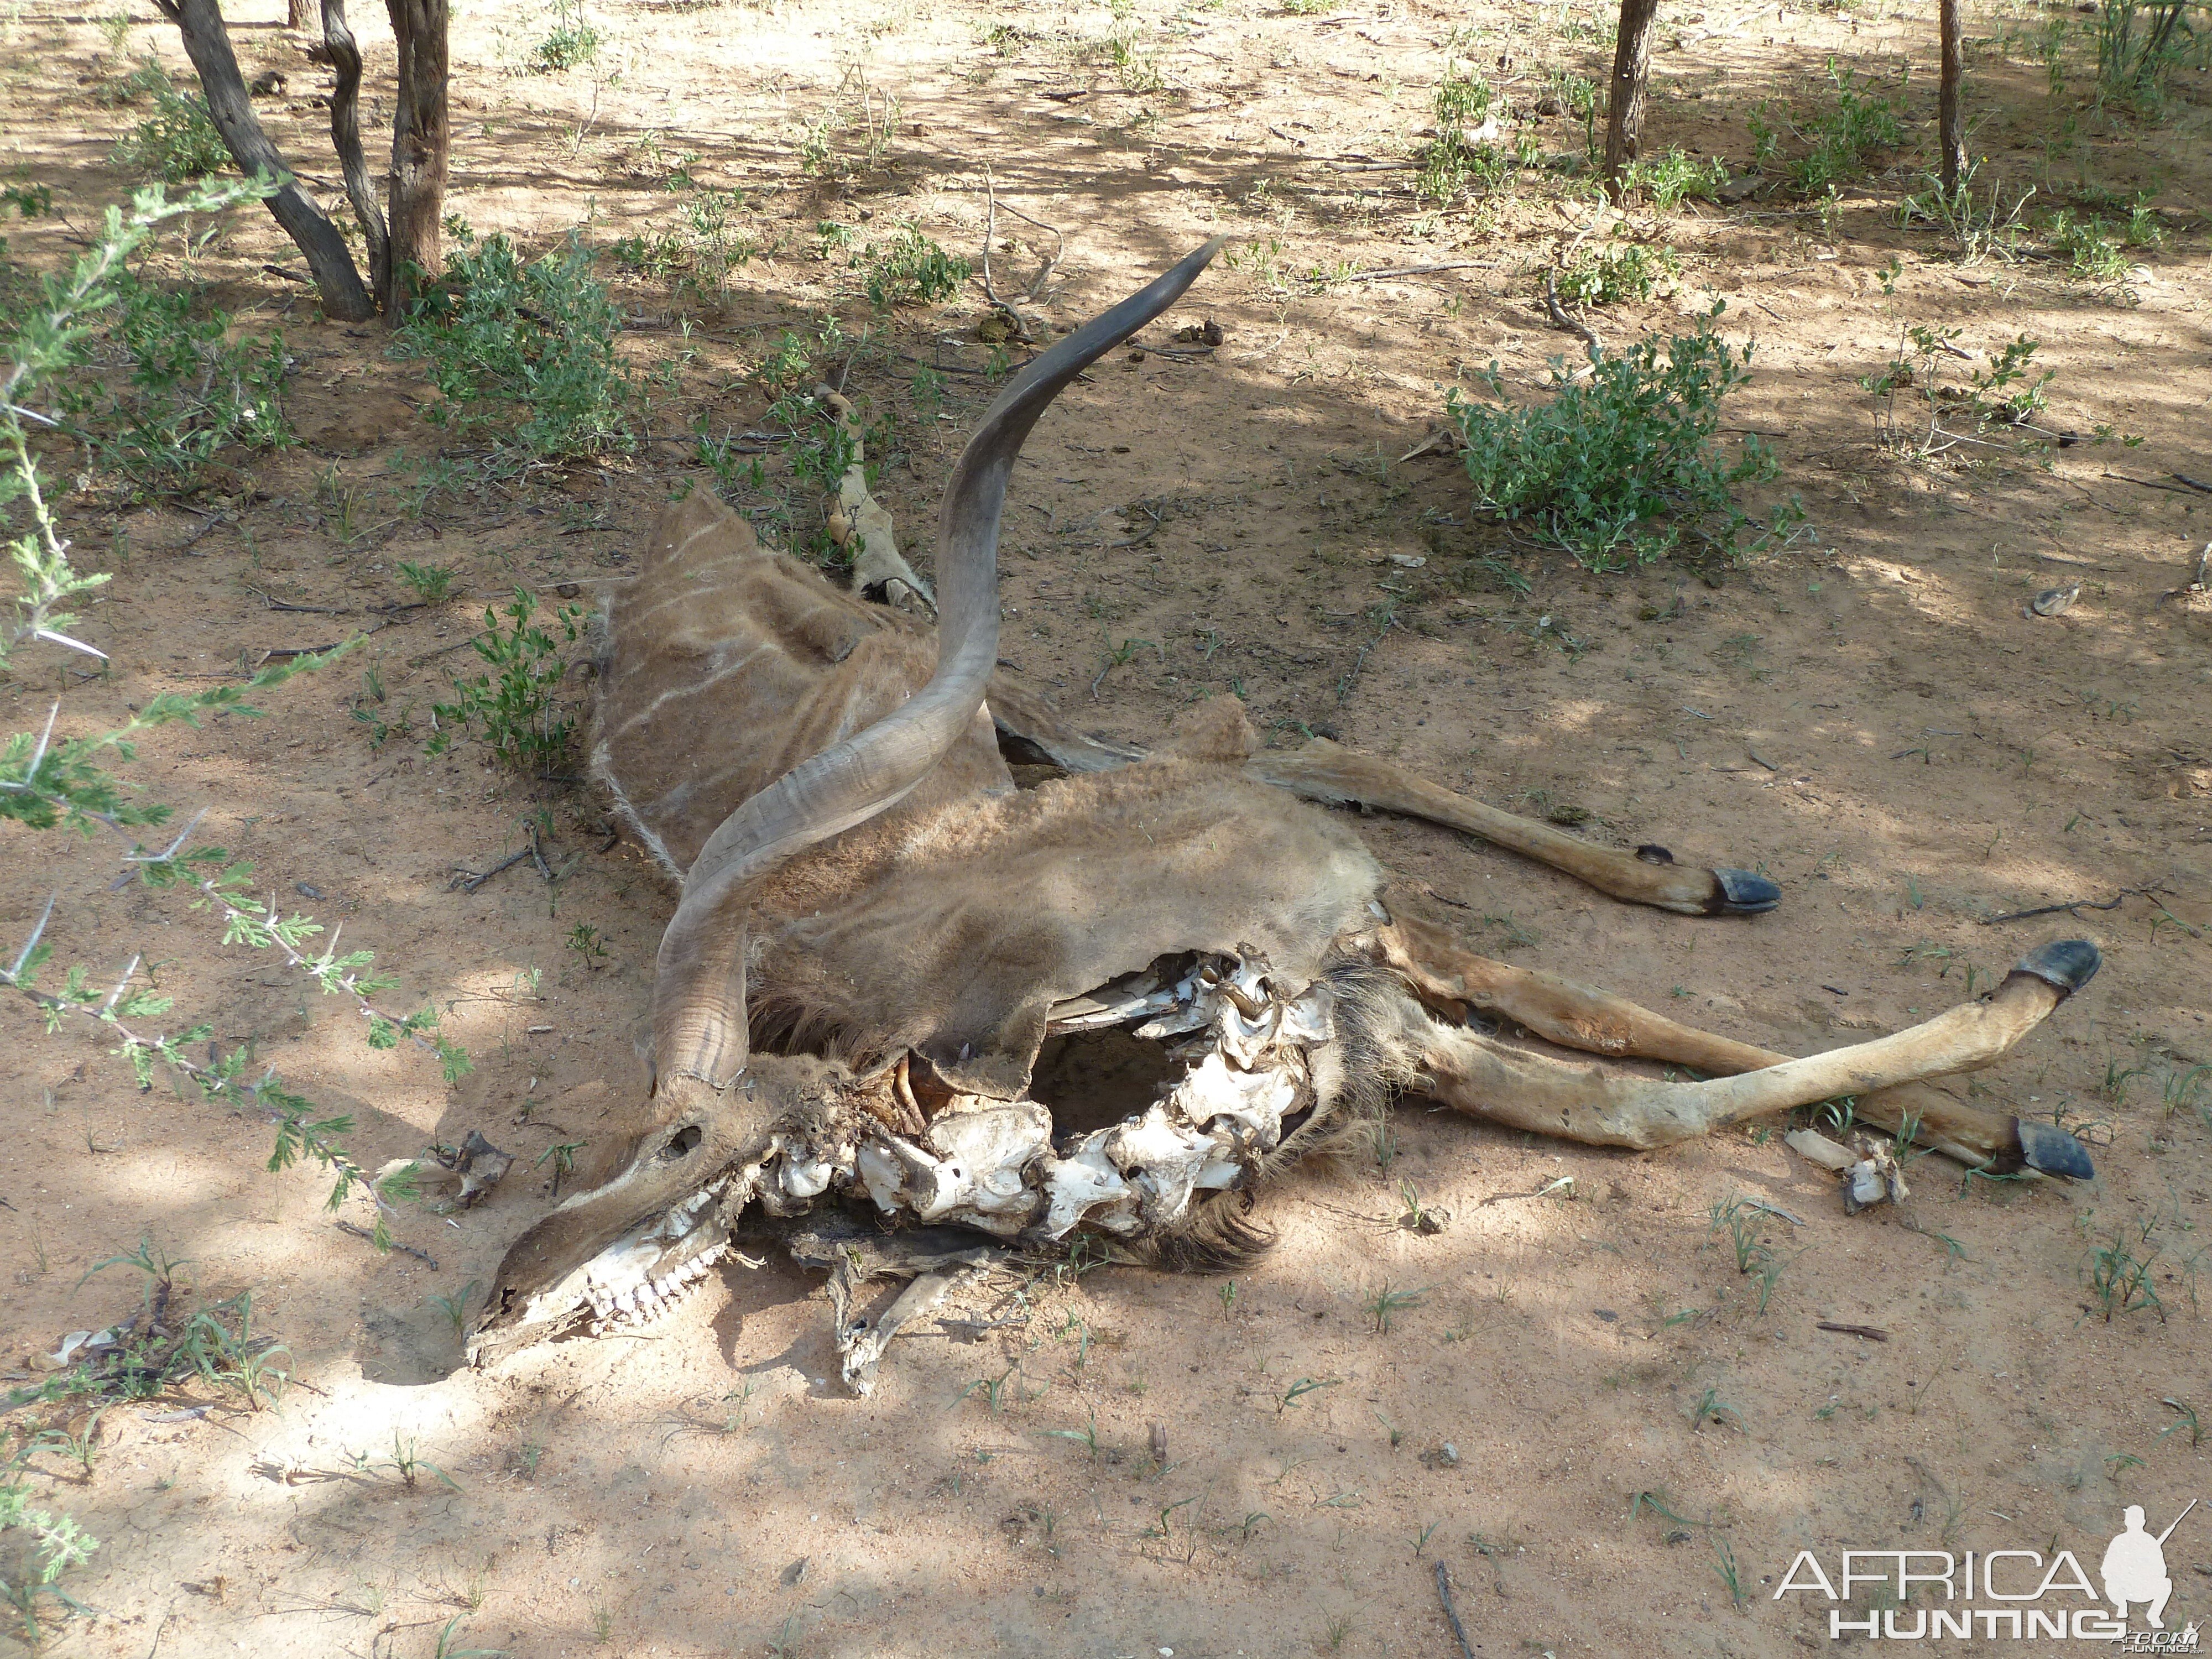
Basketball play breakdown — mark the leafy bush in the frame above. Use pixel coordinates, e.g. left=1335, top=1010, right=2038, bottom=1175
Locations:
left=1556, top=239, right=1681, bottom=305
left=1417, top=64, right=1509, bottom=202
left=526, top=0, right=599, bottom=70
left=429, top=588, right=588, bottom=770
left=109, top=60, right=229, bottom=182
left=1783, top=62, right=1904, bottom=196
left=2096, top=0, right=2211, bottom=108
left=2045, top=207, right=2132, bottom=281
left=1860, top=324, right=2056, bottom=452
left=858, top=226, right=969, bottom=312
left=55, top=268, right=292, bottom=497
left=401, top=232, right=630, bottom=458
left=1444, top=313, right=1786, bottom=571
left=1622, top=146, right=1729, bottom=210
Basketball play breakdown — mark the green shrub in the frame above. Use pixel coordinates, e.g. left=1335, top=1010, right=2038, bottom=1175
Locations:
left=2096, top=0, right=2211, bottom=108
left=526, top=0, right=599, bottom=70
left=1623, top=146, right=1729, bottom=210
left=109, top=60, right=229, bottom=182
left=401, top=233, right=630, bottom=458
left=55, top=268, right=292, bottom=497
left=429, top=589, right=587, bottom=770
left=858, top=226, right=969, bottom=311
left=1444, top=312, right=1787, bottom=572
left=1556, top=239, right=1681, bottom=305
left=1784, top=62, right=1903, bottom=196
left=1417, top=63, right=1509, bottom=202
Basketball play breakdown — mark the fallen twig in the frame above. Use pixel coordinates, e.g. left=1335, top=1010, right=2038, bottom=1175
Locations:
left=1817, top=1322, right=1889, bottom=1342
left=1346, top=259, right=1493, bottom=281
left=1979, top=884, right=2161, bottom=925
left=2171, top=472, right=2212, bottom=496
left=1436, top=1561, right=1478, bottom=1659
left=336, top=1220, right=437, bottom=1269
left=1542, top=268, right=1601, bottom=358
left=452, top=846, right=534, bottom=894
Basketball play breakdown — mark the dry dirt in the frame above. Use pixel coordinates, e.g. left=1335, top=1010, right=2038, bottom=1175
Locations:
left=3, top=0, right=2210, bottom=1653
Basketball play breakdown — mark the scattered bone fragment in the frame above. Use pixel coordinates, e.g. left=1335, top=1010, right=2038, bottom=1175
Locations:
left=1843, top=1133, right=1910, bottom=1215
left=1783, top=1128, right=1856, bottom=1173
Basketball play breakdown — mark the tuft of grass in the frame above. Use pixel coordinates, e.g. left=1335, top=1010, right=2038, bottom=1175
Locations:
left=1444, top=310, right=1792, bottom=572
left=1782, top=60, right=1903, bottom=197
left=1367, top=1283, right=1426, bottom=1333
left=526, top=0, right=599, bottom=71
left=1687, top=1385, right=1743, bottom=1431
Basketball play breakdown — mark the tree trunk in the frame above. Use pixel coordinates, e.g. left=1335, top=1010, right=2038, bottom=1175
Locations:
left=286, top=0, right=314, bottom=29
left=152, top=0, right=375, bottom=321
left=321, top=0, right=390, bottom=306
left=1937, top=0, right=1966, bottom=191
left=1603, top=0, right=1661, bottom=201
left=384, top=0, right=451, bottom=322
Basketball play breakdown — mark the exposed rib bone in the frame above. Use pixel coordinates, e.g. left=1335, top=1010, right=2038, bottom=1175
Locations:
left=1405, top=943, right=2096, bottom=1151
left=1378, top=914, right=2093, bottom=1175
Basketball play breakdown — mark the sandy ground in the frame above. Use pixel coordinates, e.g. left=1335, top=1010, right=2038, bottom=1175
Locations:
left=2, top=0, right=2209, bottom=1652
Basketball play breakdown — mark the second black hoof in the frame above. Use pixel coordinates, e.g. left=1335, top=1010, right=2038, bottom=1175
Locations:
left=2013, top=938, right=2102, bottom=999
left=2017, top=1118, right=2096, bottom=1181
left=1707, top=868, right=1781, bottom=916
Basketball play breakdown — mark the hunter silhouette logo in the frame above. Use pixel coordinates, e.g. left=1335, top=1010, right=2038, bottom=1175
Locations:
left=1775, top=1496, right=2203, bottom=1643
left=2104, top=1501, right=2195, bottom=1630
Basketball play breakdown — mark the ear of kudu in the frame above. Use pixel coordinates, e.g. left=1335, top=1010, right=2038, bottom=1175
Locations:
left=1254, top=738, right=1781, bottom=916
left=1394, top=934, right=2097, bottom=1157
left=650, top=239, right=1229, bottom=1094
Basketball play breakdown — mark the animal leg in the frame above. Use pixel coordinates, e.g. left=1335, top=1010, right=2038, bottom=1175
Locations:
left=1251, top=738, right=1779, bottom=916
left=1394, top=940, right=2099, bottom=1155
left=1376, top=915, right=2092, bottom=1176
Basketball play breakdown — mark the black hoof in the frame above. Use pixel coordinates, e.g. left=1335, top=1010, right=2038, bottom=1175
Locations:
left=2016, top=1118, right=2096, bottom=1181
left=2012, top=938, right=2101, bottom=999
left=1707, top=868, right=1781, bottom=916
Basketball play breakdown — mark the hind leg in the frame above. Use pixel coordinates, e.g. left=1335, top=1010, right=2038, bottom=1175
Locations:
left=1386, top=940, right=2099, bottom=1156
left=1376, top=915, right=2094, bottom=1176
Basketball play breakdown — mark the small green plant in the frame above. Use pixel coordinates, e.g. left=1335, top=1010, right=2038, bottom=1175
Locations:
left=1713, top=1536, right=1749, bottom=1610
left=858, top=226, right=971, bottom=312
left=526, top=0, right=599, bottom=71
left=109, top=60, right=229, bottom=182
left=1277, top=1376, right=1340, bottom=1413
left=1444, top=309, right=1789, bottom=571
left=57, top=267, right=293, bottom=497
left=428, top=1280, right=481, bottom=1338
left=402, top=233, right=630, bottom=460
left=1555, top=238, right=1681, bottom=306
left=2083, top=1205, right=2193, bottom=1322
left=2095, top=0, right=2211, bottom=107
left=397, top=561, right=458, bottom=602
left=1, top=1430, right=98, bottom=1644
left=428, top=588, right=587, bottom=771
left=565, top=922, right=609, bottom=967
left=1785, top=61, right=1904, bottom=196
left=1623, top=146, right=1729, bottom=210
left=1861, top=324, right=2056, bottom=453
left=535, top=1140, right=584, bottom=1197
left=1418, top=61, right=1508, bottom=202
left=431, top=1615, right=510, bottom=1659
left=1687, top=1385, right=1743, bottom=1431
left=1366, top=1283, right=1426, bottom=1333
left=1040, top=1409, right=1102, bottom=1461
left=1897, top=163, right=2032, bottom=265
left=2157, top=1397, right=2202, bottom=1448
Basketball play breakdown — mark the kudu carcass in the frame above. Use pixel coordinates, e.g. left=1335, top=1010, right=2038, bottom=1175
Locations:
left=471, top=243, right=2098, bottom=1383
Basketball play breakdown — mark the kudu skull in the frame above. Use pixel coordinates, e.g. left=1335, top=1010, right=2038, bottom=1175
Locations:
left=472, top=243, right=2098, bottom=1378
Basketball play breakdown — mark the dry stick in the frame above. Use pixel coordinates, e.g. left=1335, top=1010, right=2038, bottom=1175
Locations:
left=1817, top=1322, right=1890, bottom=1342
left=1345, top=259, right=1493, bottom=281
left=1980, top=884, right=2161, bottom=925
left=336, top=1219, right=436, bottom=1268
left=1436, top=1561, right=1478, bottom=1659
left=454, top=845, right=533, bottom=893
left=1542, top=267, right=1603, bottom=359
left=2172, top=472, right=2212, bottom=495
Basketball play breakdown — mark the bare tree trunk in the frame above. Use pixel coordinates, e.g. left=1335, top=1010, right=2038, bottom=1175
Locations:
left=1603, top=0, right=1661, bottom=201
left=321, top=0, right=390, bottom=306
left=1937, top=0, right=1966, bottom=191
left=152, top=0, right=376, bottom=321
left=384, top=0, right=451, bottom=322
left=286, top=0, right=314, bottom=29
